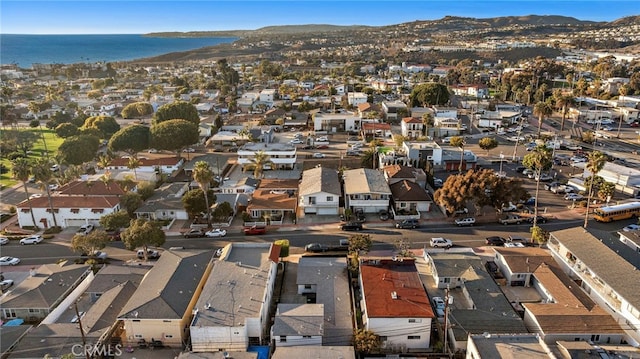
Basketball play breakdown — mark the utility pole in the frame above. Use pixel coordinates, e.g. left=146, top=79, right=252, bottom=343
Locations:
left=74, top=300, right=90, bottom=359
left=443, top=285, right=452, bottom=355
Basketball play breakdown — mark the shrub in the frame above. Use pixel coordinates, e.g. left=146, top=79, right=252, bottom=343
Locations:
left=43, top=226, right=62, bottom=234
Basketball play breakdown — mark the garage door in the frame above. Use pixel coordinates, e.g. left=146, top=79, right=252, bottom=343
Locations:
left=318, top=207, right=338, bottom=215
left=65, top=219, right=88, bottom=228
left=304, top=207, right=317, bottom=214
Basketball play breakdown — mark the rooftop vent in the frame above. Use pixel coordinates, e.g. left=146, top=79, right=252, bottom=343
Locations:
left=391, top=291, right=398, bottom=300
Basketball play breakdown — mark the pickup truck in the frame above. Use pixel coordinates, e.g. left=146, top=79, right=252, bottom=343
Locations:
left=499, top=214, right=523, bottom=225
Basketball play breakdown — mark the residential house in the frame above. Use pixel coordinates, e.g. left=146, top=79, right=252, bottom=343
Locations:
left=219, top=177, right=259, bottom=195
left=361, top=122, right=392, bottom=139
left=183, top=154, right=230, bottom=178
left=264, top=108, right=286, bottom=124
left=547, top=227, right=640, bottom=346
left=272, top=304, right=324, bottom=347
left=381, top=100, right=407, bottom=122
left=107, top=156, right=185, bottom=175
left=477, top=110, right=521, bottom=128
left=402, top=141, right=443, bottom=166
left=346, top=92, right=368, bottom=107
left=343, top=168, right=391, bottom=214
left=441, top=148, right=478, bottom=172
left=134, top=182, right=190, bottom=220
left=56, top=179, right=126, bottom=197
left=389, top=180, right=432, bottom=216
left=618, top=230, right=640, bottom=252
left=359, top=258, right=433, bottom=350
left=118, top=249, right=214, bottom=346
left=400, top=117, right=424, bottom=139
left=357, top=103, right=381, bottom=119
left=521, top=262, right=624, bottom=345
left=492, top=247, right=556, bottom=286
left=433, top=117, right=464, bottom=137
left=581, top=161, right=640, bottom=196
left=237, top=142, right=297, bottom=171
left=259, top=89, right=276, bottom=103
left=466, top=334, right=555, bottom=359
left=7, top=266, right=146, bottom=358
left=313, top=112, right=361, bottom=132
left=1, top=263, right=93, bottom=323
left=246, top=189, right=297, bottom=225
left=190, top=243, right=280, bottom=352
left=293, top=257, right=352, bottom=346
left=382, top=164, right=427, bottom=188
left=421, top=250, right=527, bottom=351
left=298, top=167, right=341, bottom=216
left=271, top=346, right=355, bottom=359
left=16, top=195, right=121, bottom=228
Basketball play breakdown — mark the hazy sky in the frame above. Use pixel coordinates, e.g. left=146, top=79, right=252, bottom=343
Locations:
left=2, top=1, right=639, bottom=34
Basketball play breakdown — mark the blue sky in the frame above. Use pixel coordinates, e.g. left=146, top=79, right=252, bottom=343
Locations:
left=1, top=1, right=639, bottom=34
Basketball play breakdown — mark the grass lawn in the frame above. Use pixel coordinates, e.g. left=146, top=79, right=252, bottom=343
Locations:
left=1, top=128, right=64, bottom=189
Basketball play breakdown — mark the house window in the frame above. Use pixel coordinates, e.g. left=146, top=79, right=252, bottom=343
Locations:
left=379, top=336, right=387, bottom=341
left=21, top=209, right=30, bottom=213
left=70, top=209, right=80, bottom=213
left=326, top=196, right=333, bottom=202
left=400, top=202, right=407, bottom=208
left=132, top=320, right=140, bottom=322
left=134, top=334, right=143, bottom=338
left=163, top=320, right=171, bottom=323
left=29, top=309, right=39, bottom=313
left=280, top=336, right=286, bottom=342
left=46, top=208, right=59, bottom=213
left=308, top=197, right=316, bottom=205
left=302, top=336, right=311, bottom=339
left=408, top=319, right=422, bottom=323
left=408, top=335, right=420, bottom=340
left=91, top=209, right=104, bottom=213
left=4, top=309, right=16, bottom=318
left=164, top=334, right=173, bottom=338
left=304, top=284, right=312, bottom=289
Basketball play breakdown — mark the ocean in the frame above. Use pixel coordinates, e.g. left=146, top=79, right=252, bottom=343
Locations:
left=0, top=34, right=238, bottom=69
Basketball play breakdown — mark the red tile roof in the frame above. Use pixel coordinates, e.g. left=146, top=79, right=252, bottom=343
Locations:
left=247, top=190, right=297, bottom=211
left=57, top=180, right=125, bottom=196
left=360, top=259, right=434, bottom=318
left=362, top=123, right=391, bottom=131
left=402, top=117, right=422, bottom=124
left=257, top=179, right=299, bottom=190
left=17, top=196, right=121, bottom=209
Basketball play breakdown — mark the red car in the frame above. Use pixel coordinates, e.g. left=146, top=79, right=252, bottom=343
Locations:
left=631, top=122, right=640, bottom=128
left=315, top=145, right=329, bottom=149
left=243, top=225, right=267, bottom=235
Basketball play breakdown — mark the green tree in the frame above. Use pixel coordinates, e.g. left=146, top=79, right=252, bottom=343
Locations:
left=108, top=124, right=151, bottom=157
left=12, top=158, right=38, bottom=228
left=57, top=134, right=100, bottom=165
left=348, top=233, right=372, bottom=255
left=478, top=137, right=499, bottom=155
left=192, top=161, right=214, bottom=225
left=409, top=83, right=450, bottom=107
left=361, top=148, right=376, bottom=169
left=584, top=150, right=607, bottom=228
left=82, top=115, right=120, bottom=139
left=120, top=218, right=166, bottom=260
left=211, top=201, right=233, bottom=222
left=99, top=210, right=131, bottom=230
left=71, top=230, right=108, bottom=257
left=32, top=158, right=59, bottom=228
left=150, top=119, right=199, bottom=156
left=530, top=226, right=548, bottom=247
left=121, top=102, right=153, bottom=119
left=127, top=157, right=141, bottom=181
left=120, top=192, right=143, bottom=218
left=55, top=122, right=79, bottom=138
left=274, top=239, right=290, bottom=258
left=182, top=188, right=215, bottom=219
left=533, top=101, right=553, bottom=136
left=153, top=101, right=200, bottom=126
left=3, top=129, right=40, bottom=155
left=136, top=181, right=156, bottom=201
left=598, top=181, right=615, bottom=202
left=248, top=151, right=273, bottom=179
left=449, top=136, right=465, bottom=174
left=422, top=112, right=434, bottom=138
left=523, top=145, right=553, bottom=227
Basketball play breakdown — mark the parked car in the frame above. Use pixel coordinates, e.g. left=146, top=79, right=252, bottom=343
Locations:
left=183, top=228, right=205, bottom=238
left=454, top=217, right=476, bottom=226
left=453, top=208, right=468, bottom=215
left=312, top=152, right=325, bottom=158
left=564, top=193, right=584, bottom=201
left=0, top=256, right=20, bottom=266
left=243, top=225, right=267, bottom=235
left=315, top=144, right=329, bottom=149
left=378, top=210, right=390, bottom=221
left=432, top=296, right=446, bottom=317
left=81, top=251, right=108, bottom=260
left=304, top=243, right=328, bottom=253
left=316, top=136, right=328, bottom=142
left=50, top=164, right=60, bottom=172
left=534, top=173, right=553, bottom=182
left=485, top=236, right=506, bottom=246
left=205, top=228, right=227, bottom=237
left=340, top=222, right=363, bottom=231
left=522, top=168, right=534, bottom=177
left=346, top=150, right=361, bottom=156
left=20, top=235, right=44, bottom=245
left=0, top=237, right=8, bottom=245
left=77, top=224, right=94, bottom=236
left=289, top=139, right=304, bottom=144
left=395, top=219, right=420, bottom=229
left=430, top=237, right=453, bottom=248
left=501, top=202, right=517, bottom=212
left=623, top=224, right=640, bottom=232
left=526, top=216, right=548, bottom=224
left=1, top=279, right=14, bottom=292
left=137, top=249, right=160, bottom=259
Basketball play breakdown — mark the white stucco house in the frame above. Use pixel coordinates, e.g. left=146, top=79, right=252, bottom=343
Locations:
left=313, top=112, right=361, bottom=132
left=17, top=196, right=121, bottom=228
left=298, top=167, right=341, bottom=215
left=343, top=168, right=391, bottom=214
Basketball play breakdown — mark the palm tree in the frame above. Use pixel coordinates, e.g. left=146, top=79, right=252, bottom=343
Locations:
left=249, top=151, right=273, bottom=179
left=127, top=157, right=141, bottom=181
left=533, top=101, right=553, bottom=137
left=192, top=161, right=214, bottom=226
left=32, top=158, right=59, bottom=228
left=449, top=136, right=465, bottom=174
left=97, top=154, right=112, bottom=170
left=12, top=158, right=38, bottom=229
left=422, top=112, right=434, bottom=139
left=583, top=151, right=607, bottom=228
left=523, top=145, right=553, bottom=228
left=554, top=93, right=575, bottom=132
